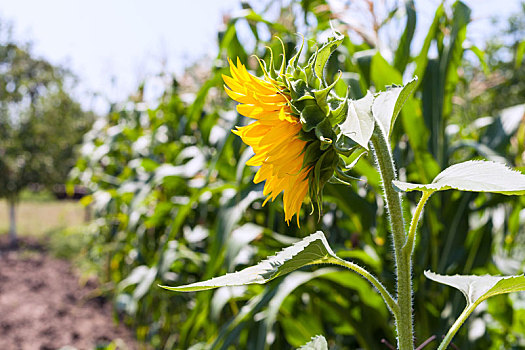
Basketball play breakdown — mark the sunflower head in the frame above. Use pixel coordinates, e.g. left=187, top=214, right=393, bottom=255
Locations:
left=224, top=32, right=359, bottom=225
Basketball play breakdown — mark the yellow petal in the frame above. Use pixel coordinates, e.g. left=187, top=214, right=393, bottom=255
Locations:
left=224, top=56, right=313, bottom=225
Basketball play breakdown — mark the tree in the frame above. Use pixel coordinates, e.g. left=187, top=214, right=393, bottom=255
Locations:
left=0, top=41, right=93, bottom=245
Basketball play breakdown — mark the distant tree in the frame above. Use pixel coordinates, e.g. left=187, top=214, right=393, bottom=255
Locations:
left=0, top=41, right=93, bottom=245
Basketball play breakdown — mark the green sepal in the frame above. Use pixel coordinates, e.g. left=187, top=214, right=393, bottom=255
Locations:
left=319, top=137, right=333, bottom=150
left=297, top=129, right=317, bottom=142
left=287, top=35, right=305, bottom=74
left=297, top=94, right=316, bottom=102
left=335, top=167, right=361, bottom=182
left=320, top=150, right=339, bottom=202
left=276, top=37, right=287, bottom=77
left=313, top=31, right=344, bottom=87
left=289, top=79, right=307, bottom=99
left=304, top=51, right=322, bottom=89
left=313, top=71, right=342, bottom=115
left=308, top=148, right=339, bottom=218
left=308, top=154, right=324, bottom=215
left=315, top=118, right=335, bottom=150
left=328, top=175, right=351, bottom=186
left=301, top=140, right=323, bottom=170
left=334, top=134, right=358, bottom=156
left=288, top=64, right=308, bottom=82
left=328, top=88, right=350, bottom=126
left=266, top=45, right=278, bottom=80
left=332, top=150, right=365, bottom=183
left=300, top=101, right=326, bottom=132
left=339, top=149, right=367, bottom=171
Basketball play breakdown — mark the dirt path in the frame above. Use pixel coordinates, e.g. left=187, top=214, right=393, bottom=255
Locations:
left=0, top=237, right=139, bottom=350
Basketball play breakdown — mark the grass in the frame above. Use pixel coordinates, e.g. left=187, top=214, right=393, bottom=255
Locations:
left=0, top=198, right=99, bottom=281
left=0, top=199, right=86, bottom=238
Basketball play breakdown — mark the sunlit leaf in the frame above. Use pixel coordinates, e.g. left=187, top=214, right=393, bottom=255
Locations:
left=372, top=77, right=418, bottom=138
left=339, top=91, right=374, bottom=150
left=425, top=271, right=525, bottom=306
left=160, top=231, right=337, bottom=292
left=264, top=269, right=337, bottom=346
left=392, top=161, right=525, bottom=195
left=297, top=335, right=328, bottom=350
left=211, top=286, right=247, bottom=320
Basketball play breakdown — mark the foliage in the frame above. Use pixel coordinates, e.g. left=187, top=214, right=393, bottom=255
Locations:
left=72, top=1, right=525, bottom=349
left=0, top=37, right=94, bottom=242
left=0, top=43, right=93, bottom=196
left=48, top=225, right=94, bottom=260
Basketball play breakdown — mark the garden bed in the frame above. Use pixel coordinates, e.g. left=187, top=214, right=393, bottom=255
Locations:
left=0, top=236, right=138, bottom=350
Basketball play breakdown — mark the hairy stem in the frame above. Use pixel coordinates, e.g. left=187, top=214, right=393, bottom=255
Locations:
left=437, top=303, right=477, bottom=350
left=403, top=191, right=432, bottom=256
left=371, top=126, right=413, bottom=350
left=329, top=257, right=400, bottom=316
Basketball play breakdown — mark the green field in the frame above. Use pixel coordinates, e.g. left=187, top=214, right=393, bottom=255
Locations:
left=0, top=200, right=85, bottom=237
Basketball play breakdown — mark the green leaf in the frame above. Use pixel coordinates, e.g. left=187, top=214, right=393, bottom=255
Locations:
left=427, top=270, right=525, bottom=349
left=355, top=49, right=375, bottom=90
left=263, top=269, right=337, bottom=347
left=300, top=103, right=326, bottom=132
left=313, top=72, right=342, bottom=115
left=424, top=271, right=525, bottom=307
left=160, top=231, right=337, bottom=292
left=468, top=45, right=489, bottom=75
left=413, top=3, right=444, bottom=83
left=393, top=0, right=416, bottom=73
left=240, top=9, right=289, bottom=33
left=516, top=40, right=525, bottom=69
left=392, top=160, right=525, bottom=195
left=371, top=51, right=402, bottom=88
left=372, top=77, right=418, bottom=137
left=297, top=335, right=328, bottom=350
left=338, top=91, right=374, bottom=150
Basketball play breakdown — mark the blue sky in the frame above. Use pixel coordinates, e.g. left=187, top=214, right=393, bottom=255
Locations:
left=0, top=0, right=241, bottom=112
left=0, top=0, right=521, bottom=114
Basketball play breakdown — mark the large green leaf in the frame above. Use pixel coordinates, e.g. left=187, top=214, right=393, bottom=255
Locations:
left=297, top=335, right=328, bottom=350
left=372, top=77, right=418, bottom=138
left=428, top=271, right=525, bottom=349
left=371, top=51, right=402, bottom=88
left=413, top=3, right=443, bottom=81
left=393, top=0, right=416, bottom=73
left=160, top=231, right=337, bottom=292
left=339, top=91, right=374, bottom=150
left=425, top=271, right=525, bottom=306
left=392, top=160, right=525, bottom=195
left=264, top=269, right=337, bottom=347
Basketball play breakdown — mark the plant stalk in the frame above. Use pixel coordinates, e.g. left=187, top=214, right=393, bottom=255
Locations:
left=437, top=303, right=477, bottom=350
left=371, top=126, right=413, bottom=350
left=330, top=257, right=400, bottom=316
left=403, top=191, right=432, bottom=255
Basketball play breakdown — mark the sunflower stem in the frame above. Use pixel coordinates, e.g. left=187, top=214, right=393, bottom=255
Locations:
left=370, top=125, right=413, bottom=350
left=403, top=191, right=432, bottom=256
left=329, top=257, right=400, bottom=317
left=437, top=303, right=478, bottom=350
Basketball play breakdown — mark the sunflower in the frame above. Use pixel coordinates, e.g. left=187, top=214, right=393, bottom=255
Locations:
left=223, top=58, right=311, bottom=225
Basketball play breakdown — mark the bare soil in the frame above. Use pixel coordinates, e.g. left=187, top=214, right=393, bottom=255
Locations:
left=0, top=236, right=139, bottom=350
